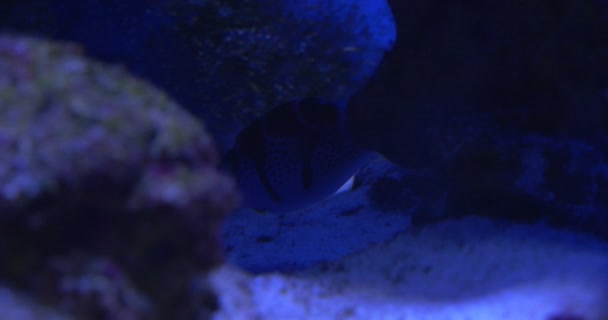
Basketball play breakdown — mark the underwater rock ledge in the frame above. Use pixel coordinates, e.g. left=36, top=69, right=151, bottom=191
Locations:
left=0, top=34, right=239, bottom=319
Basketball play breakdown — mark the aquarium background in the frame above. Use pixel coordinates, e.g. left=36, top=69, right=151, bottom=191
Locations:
left=1, top=1, right=608, bottom=319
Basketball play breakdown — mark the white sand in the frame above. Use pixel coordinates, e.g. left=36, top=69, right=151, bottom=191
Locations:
left=213, top=216, right=608, bottom=320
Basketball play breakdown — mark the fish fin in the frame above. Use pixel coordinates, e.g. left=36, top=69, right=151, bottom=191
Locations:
left=334, top=174, right=356, bottom=195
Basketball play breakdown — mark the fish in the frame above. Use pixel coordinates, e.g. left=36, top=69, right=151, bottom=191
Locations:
left=221, top=98, right=374, bottom=213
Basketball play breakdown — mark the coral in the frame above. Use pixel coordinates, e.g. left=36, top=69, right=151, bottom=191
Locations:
left=0, top=286, right=72, bottom=320
left=0, top=34, right=239, bottom=319
left=42, top=256, right=150, bottom=319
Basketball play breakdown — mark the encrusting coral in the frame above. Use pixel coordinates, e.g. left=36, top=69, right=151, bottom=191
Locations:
left=0, top=34, right=239, bottom=319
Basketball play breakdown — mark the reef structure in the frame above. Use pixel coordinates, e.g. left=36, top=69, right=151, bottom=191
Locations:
left=0, top=34, right=239, bottom=319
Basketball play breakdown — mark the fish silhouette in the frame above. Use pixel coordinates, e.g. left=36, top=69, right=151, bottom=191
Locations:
left=222, top=98, right=374, bottom=213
